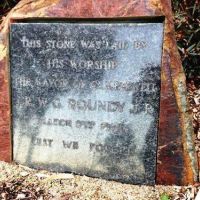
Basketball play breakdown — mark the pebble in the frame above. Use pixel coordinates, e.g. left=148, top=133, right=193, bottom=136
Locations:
left=35, top=173, right=49, bottom=179
left=195, top=190, right=200, bottom=200
left=194, top=97, right=200, bottom=105
left=20, top=171, right=29, bottom=177
left=193, top=108, right=198, bottom=113
left=197, top=130, right=200, bottom=140
left=49, top=173, right=74, bottom=180
left=16, top=193, right=26, bottom=199
left=1, top=193, right=6, bottom=199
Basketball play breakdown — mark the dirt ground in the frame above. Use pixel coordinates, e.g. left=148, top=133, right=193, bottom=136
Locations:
left=0, top=161, right=193, bottom=200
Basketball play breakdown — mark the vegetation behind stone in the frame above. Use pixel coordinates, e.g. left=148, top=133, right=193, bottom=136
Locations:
left=172, top=0, right=200, bottom=79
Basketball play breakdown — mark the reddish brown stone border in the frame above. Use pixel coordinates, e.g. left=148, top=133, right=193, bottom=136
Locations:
left=0, top=0, right=198, bottom=185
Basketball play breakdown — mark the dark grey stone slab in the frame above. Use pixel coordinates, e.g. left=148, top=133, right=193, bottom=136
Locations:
left=10, top=21, right=164, bottom=185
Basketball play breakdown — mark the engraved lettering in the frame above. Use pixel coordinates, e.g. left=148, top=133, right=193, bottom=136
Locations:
left=69, top=60, right=117, bottom=70
left=15, top=76, right=31, bottom=88
left=46, top=40, right=76, bottom=49
left=81, top=40, right=102, bottom=49
left=100, top=122, right=129, bottom=134
left=63, top=141, right=79, bottom=149
left=145, top=104, right=154, bottom=114
left=75, top=120, right=95, bottom=129
left=38, top=97, right=48, bottom=107
left=35, top=77, right=69, bottom=88
left=47, top=58, right=64, bottom=69
left=89, top=143, right=132, bottom=154
left=21, top=36, right=41, bottom=48
left=68, top=98, right=125, bottom=113
left=80, top=40, right=128, bottom=50
left=43, top=118, right=72, bottom=127
left=106, top=40, right=128, bottom=50
left=24, top=97, right=32, bottom=107
left=133, top=40, right=147, bottom=49
left=52, top=98, right=62, bottom=108
left=31, top=137, right=53, bottom=147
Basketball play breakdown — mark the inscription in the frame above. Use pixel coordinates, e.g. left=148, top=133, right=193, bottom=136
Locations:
left=46, top=39, right=76, bottom=49
left=63, top=141, right=79, bottom=150
left=80, top=40, right=129, bottom=50
left=20, top=36, right=147, bottom=50
left=47, top=59, right=118, bottom=70
left=100, top=122, right=130, bottom=133
left=133, top=40, right=147, bottom=49
left=75, top=120, right=96, bottom=129
left=11, top=22, right=163, bottom=184
left=70, top=60, right=117, bottom=70
left=89, top=143, right=134, bottom=155
left=43, top=118, right=72, bottom=127
left=129, top=103, right=154, bottom=114
left=68, top=98, right=125, bottom=113
left=21, top=36, right=41, bottom=48
left=41, top=118, right=132, bottom=133
left=15, top=76, right=158, bottom=94
left=16, top=97, right=48, bottom=108
left=31, top=137, right=53, bottom=147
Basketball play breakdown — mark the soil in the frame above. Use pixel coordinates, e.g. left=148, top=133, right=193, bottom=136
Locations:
left=0, top=161, right=191, bottom=200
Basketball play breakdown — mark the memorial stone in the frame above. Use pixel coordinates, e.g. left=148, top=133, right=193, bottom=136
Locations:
left=10, top=22, right=163, bottom=184
left=0, top=0, right=198, bottom=185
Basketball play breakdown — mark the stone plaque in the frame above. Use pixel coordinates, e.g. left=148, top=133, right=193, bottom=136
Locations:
left=10, top=22, right=163, bottom=184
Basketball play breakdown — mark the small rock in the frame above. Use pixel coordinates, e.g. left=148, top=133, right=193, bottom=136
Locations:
left=194, top=96, right=200, bottom=105
left=196, top=89, right=200, bottom=95
left=36, top=187, right=41, bottom=192
left=16, top=193, right=26, bottom=199
left=1, top=193, right=6, bottom=199
left=82, top=175, right=90, bottom=181
left=35, top=173, right=49, bottom=179
left=20, top=171, right=29, bottom=177
left=193, top=108, right=198, bottom=113
left=49, top=173, right=74, bottom=180
left=197, top=130, right=200, bottom=140
left=195, top=190, right=200, bottom=200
